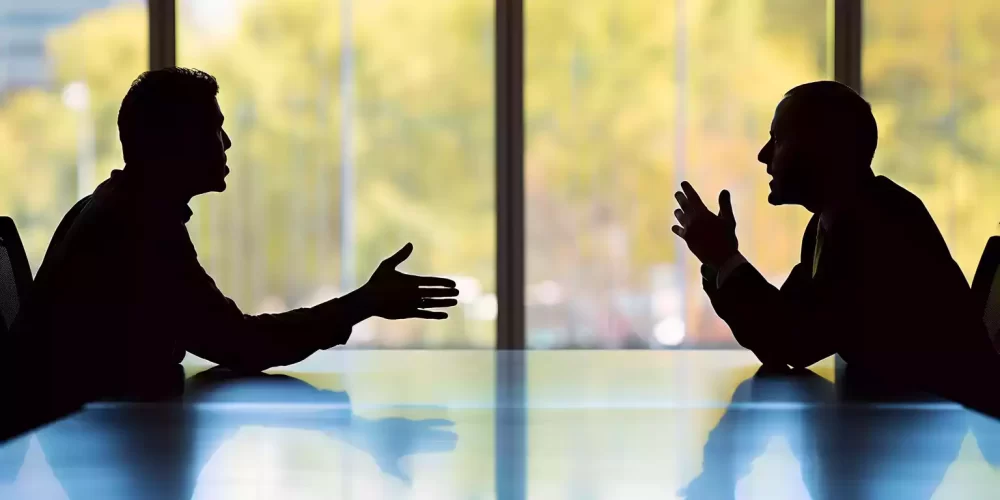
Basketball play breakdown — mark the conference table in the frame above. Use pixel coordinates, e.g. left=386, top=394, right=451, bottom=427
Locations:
left=1, top=350, right=999, bottom=499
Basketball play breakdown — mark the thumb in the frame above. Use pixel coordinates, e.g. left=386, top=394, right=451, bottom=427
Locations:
left=383, top=242, right=413, bottom=268
left=719, top=190, right=735, bottom=224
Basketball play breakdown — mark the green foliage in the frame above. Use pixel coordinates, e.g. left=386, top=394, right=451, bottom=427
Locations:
left=1, top=0, right=997, bottom=347
left=865, top=0, right=1000, bottom=278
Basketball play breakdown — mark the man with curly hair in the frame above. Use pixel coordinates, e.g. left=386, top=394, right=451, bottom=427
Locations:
left=6, top=68, right=458, bottom=412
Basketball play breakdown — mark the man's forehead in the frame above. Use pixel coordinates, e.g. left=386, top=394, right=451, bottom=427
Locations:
left=212, top=98, right=224, bottom=122
left=771, top=95, right=815, bottom=133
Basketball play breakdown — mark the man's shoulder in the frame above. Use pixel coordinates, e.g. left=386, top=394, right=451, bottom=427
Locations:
left=54, top=186, right=130, bottom=246
left=863, top=176, right=961, bottom=269
left=850, top=176, right=941, bottom=244
left=870, top=176, right=933, bottom=223
left=46, top=174, right=192, bottom=262
left=56, top=195, right=94, bottom=232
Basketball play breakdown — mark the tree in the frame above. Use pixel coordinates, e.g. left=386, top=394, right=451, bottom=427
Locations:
left=865, top=0, right=1000, bottom=280
left=5, top=0, right=997, bottom=348
left=0, top=5, right=147, bottom=270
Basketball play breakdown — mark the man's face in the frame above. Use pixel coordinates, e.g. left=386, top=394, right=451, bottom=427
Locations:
left=176, top=98, right=231, bottom=195
left=757, top=96, right=823, bottom=209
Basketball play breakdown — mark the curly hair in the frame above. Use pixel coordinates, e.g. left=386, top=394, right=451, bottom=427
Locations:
left=117, top=67, right=220, bottom=164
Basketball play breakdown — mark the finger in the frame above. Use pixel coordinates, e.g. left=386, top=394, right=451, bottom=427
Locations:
left=419, top=298, right=459, bottom=309
left=673, top=208, right=690, bottom=227
left=674, top=191, right=691, bottom=211
left=405, top=274, right=457, bottom=288
left=382, top=242, right=413, bottom=269
left=719, top=190, right=736, bottom=224
left=680, top=181, right=707, bottom=211
left=416, top=418, right=455, bottom=427
left=418, top=287, right=460, bottom=298
left=671, top=225, right=686, bottom=238
left=422, top=428, right=459, bottom=441
left=412, top=310, right=449, bottom=320
left=421, top=430, right=459, bottom=448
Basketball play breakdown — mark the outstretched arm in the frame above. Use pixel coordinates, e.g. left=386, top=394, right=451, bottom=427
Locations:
left=150, top=236, right=457, bottom=372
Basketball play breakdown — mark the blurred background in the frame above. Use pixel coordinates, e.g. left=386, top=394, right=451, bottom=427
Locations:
left=1, top=0, right=998, bottom=349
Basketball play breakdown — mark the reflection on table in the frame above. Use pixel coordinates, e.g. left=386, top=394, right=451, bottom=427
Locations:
left=1, top=351, right=999, bottom=499
left=0, top=352, right=475, bottom=500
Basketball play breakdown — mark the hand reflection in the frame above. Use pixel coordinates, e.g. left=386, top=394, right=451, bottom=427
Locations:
left=187, top=367, right=458, bottom=484
left=333, top=416, right=457, bottom=483
left=0, top=366, right=458, bottom=499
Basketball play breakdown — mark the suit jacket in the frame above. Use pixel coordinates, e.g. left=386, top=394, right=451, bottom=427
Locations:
left=702, top=176, right=997, bottom=406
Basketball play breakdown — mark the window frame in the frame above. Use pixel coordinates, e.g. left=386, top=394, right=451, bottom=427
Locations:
left=149, top=0, right=863, bottom=352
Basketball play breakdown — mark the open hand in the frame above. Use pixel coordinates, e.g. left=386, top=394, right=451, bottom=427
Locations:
left=672, top=181, right=739, bottom=269
left=335, top=417, right=458, bottom=483
left=360, top=243, right=459, bottom=320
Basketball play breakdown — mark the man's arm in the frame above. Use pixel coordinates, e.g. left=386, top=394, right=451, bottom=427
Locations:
left=673, top=182, right=839, bottom=368
left=156, top=253, right=364, bottom=372
left=148, top=233, right=455, bottom=373
left=703, top=261, right=838, bottom=368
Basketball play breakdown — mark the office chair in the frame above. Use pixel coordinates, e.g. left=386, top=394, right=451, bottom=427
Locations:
left=971, top=236, right=1000, bottom=351
left=0, top=216, right=32, bottom=335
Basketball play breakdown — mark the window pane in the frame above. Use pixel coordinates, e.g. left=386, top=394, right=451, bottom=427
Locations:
left=179, top=0, right=495, bottom=348
left=525, top=0, right=831, bottom=349
left=0, top=0, right=147, bottom=272
left=864, top=1, right=1000, bottom=282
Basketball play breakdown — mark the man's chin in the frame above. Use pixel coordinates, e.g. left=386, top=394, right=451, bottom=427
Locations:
left=768, top=191, right=808, bottom=208
left=205, top=179, right=227, bottom=193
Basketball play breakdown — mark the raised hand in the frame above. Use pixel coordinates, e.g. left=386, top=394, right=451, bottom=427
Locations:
left=359, top=243, right=459, bottom=320
left=672, top=181, right=739, bottom=269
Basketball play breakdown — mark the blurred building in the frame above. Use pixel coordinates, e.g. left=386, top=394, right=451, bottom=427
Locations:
left=0, top=0, right=139, bottom=95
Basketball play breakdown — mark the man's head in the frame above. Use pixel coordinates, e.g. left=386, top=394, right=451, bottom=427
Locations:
left=757, top=80, right=877, bottom=211
left=118, top=67, right=231, bottom=197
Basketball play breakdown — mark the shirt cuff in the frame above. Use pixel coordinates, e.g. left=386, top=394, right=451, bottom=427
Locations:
left=716, top=252, right=749, bottom=289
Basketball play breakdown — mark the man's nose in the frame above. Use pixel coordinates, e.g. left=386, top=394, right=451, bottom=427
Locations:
left=222, top=129, right=232, bottom=150
left=757, top=140, right=772, bottom=165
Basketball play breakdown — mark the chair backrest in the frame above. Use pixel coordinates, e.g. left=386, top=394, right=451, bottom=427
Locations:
left=0, top=216, right=32, bottom=334
left=971, top=236, right=1000, bottom=351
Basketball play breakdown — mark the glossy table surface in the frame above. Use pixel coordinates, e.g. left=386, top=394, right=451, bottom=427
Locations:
left=1, top=351, right=999, bottom=499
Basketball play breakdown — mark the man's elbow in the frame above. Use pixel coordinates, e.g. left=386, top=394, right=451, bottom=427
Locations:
left=732, top=334, right=785, bottom=365
left=744, top=344, right=827, bottom=370
left=201, top=353, right=273, bottom=374
left=223, top=361, right=271, bottom=375
left=784, top=349, right=835, bottom=370
left=731, top=326, right=833, bottom=369
left=787, top=358, right=818, bottom=370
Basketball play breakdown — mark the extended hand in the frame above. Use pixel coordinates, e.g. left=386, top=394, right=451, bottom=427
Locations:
left=335, top=417, right=458, bottom=483
left=360, top=243, right=459, bottom=320
left=671, top=181, right=739, bottom=269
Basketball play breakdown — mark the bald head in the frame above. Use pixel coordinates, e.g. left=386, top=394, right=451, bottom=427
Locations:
left=758, top=81, right=879, bottom=211
left=781, top=81, right=878, bottom=166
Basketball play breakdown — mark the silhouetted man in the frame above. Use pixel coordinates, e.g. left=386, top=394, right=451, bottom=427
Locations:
left=672, top=81, right=997, bottom=406
left=6, top=68, right=458, bottom=409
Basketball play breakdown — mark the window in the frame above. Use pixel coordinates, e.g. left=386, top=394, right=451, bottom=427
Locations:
left=864, top=0, right=1000, bottom=281
left=8, top=0, right=988, bottom=353
left=525, top=0, right=831, bottom=348
left=178, top=0, right=495, bottom=348
left=0, top=1, right=148, bottom=273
